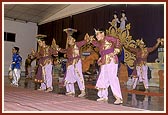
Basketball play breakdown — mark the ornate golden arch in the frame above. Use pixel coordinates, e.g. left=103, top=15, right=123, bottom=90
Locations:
left=106, top=22, right=136, bottom=69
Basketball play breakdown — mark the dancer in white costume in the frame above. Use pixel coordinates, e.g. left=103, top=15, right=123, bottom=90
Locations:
left=57, top=35, right=89, bottom=97
left=126, top=38, right=161, bottom=90
left=90, top=29, right=123, bottom=104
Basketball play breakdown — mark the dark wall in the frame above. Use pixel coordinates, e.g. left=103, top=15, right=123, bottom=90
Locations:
left=38, top=4, right=164, bottom=62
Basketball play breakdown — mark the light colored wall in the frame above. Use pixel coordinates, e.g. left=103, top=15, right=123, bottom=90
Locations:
left=3, top=20, right=38, bottom=76
left=39, top=4, right=106, bottom=25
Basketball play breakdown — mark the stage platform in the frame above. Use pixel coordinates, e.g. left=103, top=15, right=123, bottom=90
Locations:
left=2, top=76, right=164, bottom=112
left=3, top=85, right=146, bottom=112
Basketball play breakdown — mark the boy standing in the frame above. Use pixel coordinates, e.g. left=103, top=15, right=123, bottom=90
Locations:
left=11, top=47, right=22, bottom=87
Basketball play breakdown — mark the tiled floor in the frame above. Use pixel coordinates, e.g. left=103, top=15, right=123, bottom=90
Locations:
left=3, top=75, right=165, bottom=111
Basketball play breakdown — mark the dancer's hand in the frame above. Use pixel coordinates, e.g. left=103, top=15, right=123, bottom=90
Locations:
left=160, top=38, right=164, bottom=46
left=31, top=48, right=35, bottom=54
left=157, top=38, right=161, bottom=43
left=89, top=36, right=95, bottom=43
left=84, top=33, right=89, bottom=41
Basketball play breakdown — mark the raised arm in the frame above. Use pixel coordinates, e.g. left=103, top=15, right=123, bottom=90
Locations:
left=147, top=38, right=161, bottom=53
left=76, top=40, right=87, bottom=48
left=31, top=48, right=39, bottom=58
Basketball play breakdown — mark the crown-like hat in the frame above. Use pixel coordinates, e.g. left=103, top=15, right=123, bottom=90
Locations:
left=94, top=28, right=105, bottom=35
left=136, top=38, right=145, bottom=46
left=63, top=28, right=77, bottom=36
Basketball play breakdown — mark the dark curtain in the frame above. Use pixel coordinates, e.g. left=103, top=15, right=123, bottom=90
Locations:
left=73, top=10, right=96, bottom=41
left=38, top=22, right=53, bottom=46
left=52, top=17, right=72, bottom=48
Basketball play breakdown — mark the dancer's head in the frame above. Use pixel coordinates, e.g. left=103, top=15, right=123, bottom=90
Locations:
left=94, top=28, right=106, bottom=41
left=36, top=34, right=47, bottom=47
left=67, top=36, right=76, bottom=46
left=136, top=38, right=146, bottom=48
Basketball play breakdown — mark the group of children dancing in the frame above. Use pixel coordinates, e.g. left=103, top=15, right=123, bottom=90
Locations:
left=9, top=10, right=163, bottom=105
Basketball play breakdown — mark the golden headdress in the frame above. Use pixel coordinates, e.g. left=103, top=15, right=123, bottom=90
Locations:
left=136, top=38, right=145, bottom=46
left=94, top=28, right=105, bottom=35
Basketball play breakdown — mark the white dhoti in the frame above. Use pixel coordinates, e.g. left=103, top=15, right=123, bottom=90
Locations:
left=96, top=60, right=122, bottom=99
left=40, top=63, right=53, bottom=90
left=64, top=60, right=85, bottom=93
left=134, top=65, right=148, bottom=89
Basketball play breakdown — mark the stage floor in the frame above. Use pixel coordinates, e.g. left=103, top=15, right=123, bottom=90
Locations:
left=2, top=76, right=165, bottom=112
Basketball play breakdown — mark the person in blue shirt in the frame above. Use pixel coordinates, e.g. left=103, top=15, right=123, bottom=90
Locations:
left=11, top=46, right=22, bottom=87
